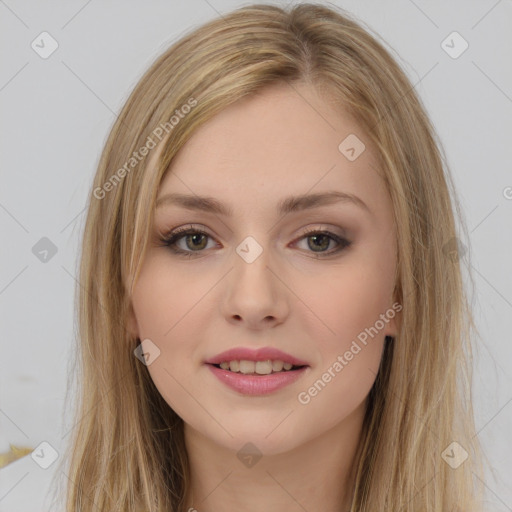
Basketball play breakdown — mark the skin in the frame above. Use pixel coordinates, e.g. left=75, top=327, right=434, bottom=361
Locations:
left=127, top=81, right=399, bottom=512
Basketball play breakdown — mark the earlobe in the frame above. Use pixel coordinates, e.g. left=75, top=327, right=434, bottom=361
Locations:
left=386, top=319, right=397, bottom=340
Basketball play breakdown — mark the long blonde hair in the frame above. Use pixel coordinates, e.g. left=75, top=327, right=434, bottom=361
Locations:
left=51, top=3, right=486, bottom=510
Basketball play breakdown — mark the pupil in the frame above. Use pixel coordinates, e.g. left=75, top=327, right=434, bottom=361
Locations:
left=308, top=234, right=329, bottom=251
left=187, top=234, right=206, bottom=250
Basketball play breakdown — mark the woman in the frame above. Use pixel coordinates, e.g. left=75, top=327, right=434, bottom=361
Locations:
left=54, top=3, right=486, bottom=510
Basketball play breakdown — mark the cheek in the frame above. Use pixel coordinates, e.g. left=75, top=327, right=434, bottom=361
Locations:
left=294, top=266, right=391, bottom=413
left=295, top=339, right=383, bottom=430
left=295, top=259, right=395, bottom=350
left=130, top=260, right=206, bottom=373
left=131, top=262, right=210, bottom=419
left=131, top=257, right=212, bottom=340
left=291, top=248, right=394, bottom=421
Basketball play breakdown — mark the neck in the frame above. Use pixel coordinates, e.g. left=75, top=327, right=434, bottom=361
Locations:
left=183, top=401, right=366, bottom=512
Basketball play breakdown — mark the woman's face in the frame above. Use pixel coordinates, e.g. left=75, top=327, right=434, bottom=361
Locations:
left=128, top=82, right=399, bottom=455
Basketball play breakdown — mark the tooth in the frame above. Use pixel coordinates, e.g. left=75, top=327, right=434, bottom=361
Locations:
left=216, top=359, right=301, bottom=373
left=239, top=360, right=255, bottom=374
left=255, top=360, right=273, bottom=375
left=272, top=360, right=284, bottom=372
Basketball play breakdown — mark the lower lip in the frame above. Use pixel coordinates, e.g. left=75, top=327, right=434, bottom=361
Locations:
left=206, top=364, right=309, bottom=395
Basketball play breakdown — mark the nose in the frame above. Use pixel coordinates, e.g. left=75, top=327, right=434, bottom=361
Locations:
left=221, top=242, right=289, bottom=331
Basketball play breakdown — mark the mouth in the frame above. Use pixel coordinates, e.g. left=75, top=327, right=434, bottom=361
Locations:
left=204, top=347, right=310, bottom=395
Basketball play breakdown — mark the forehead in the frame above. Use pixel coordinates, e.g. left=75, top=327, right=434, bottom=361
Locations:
left=156, top=82, right=389, bottom=219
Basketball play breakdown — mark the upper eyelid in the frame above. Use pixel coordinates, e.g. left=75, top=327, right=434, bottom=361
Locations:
left=155, top=207, right=360, bottom=236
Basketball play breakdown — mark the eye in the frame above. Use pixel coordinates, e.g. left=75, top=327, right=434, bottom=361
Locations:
left=293, top=227, right=351, bottom=257
left=158, top=224, right=217, bottom=258
left=158, top=225, right=351, bottom=258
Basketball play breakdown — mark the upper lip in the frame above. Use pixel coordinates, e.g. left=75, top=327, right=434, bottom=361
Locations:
left=205, top=346, right=309, bottom=367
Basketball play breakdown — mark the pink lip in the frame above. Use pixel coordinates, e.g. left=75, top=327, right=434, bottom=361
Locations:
left=204, top=346, right=309, bottom=366
left=207, top=364, right=309, bottom=395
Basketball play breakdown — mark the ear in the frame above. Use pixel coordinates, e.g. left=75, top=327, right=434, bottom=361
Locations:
left=385, top=301, right=402, bottom=339
left=126, top=302, right=140, bottom=339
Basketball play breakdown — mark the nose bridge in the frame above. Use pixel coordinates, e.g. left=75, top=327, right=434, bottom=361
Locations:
left=222, top=232, right=288, bottom=326
left=233, top=233, right=274, bottom=293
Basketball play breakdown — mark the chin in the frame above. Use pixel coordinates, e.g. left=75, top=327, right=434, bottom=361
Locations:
left=200, top=418, right=309, bottom=457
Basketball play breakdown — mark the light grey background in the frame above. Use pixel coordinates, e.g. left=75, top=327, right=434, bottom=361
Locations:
left=1, top=1, right=511, bottom=510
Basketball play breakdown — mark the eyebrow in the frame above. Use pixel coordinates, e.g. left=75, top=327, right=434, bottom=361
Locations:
left=155, top=191, right=372, bottom=216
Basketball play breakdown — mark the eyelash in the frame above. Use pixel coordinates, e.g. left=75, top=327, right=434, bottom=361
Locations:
left=158, top=224, right=352, bottom=259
